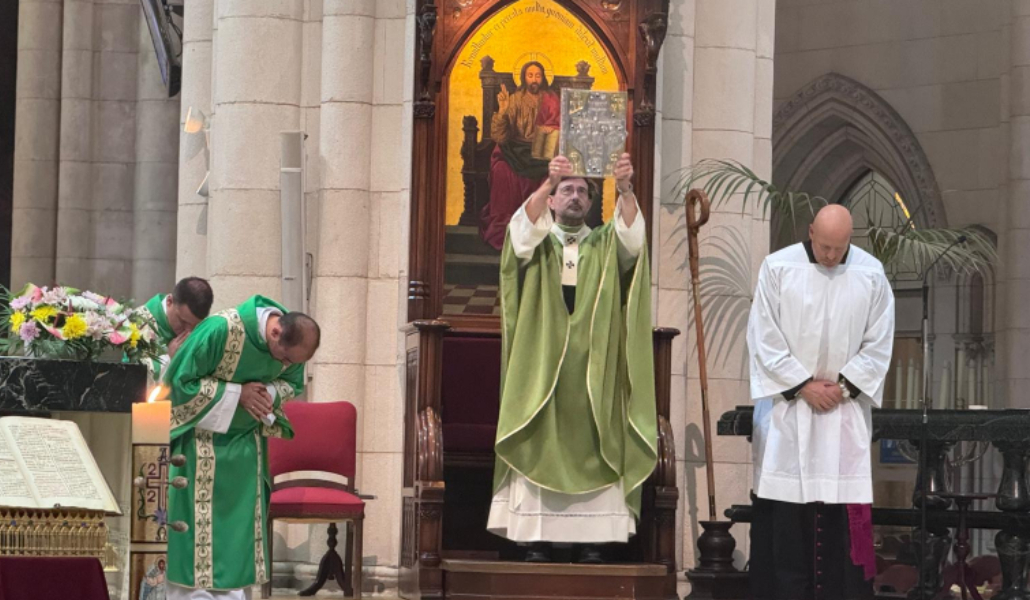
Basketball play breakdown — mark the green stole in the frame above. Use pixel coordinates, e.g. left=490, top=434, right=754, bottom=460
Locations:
left=134, top=294, right=174, bottom=380
left=165, top=295, right=303, bottom=590
left=494, top=220, right=657, bottom=517
left=142, top=294, right=175, bottom=345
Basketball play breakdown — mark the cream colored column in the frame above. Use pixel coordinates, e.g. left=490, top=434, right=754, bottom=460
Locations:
left=271, top=0, right=328, bottom=584
left=133, top=14, right=179, bottom=299
left=176, top=0, right=213, bottom=280
left=655, top=0, right=694, bottom=581
left=361, top=0, right=410, bottom=579
left=307, top=0, right=374, bottom=420
left=53, top=0, right=96, bottom=290
left=61, top=0, right=140, bottom=296
left=1004, top=0, right=1030, bottom=408
left=684, top=0, right=767, bottom=572
left=206, top=0, right=303, bottom=308
left=11, top=0, right=63, bottom=288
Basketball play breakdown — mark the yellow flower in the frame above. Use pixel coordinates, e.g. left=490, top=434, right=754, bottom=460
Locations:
left=9, top=311, right=25, bottom=332
left=30, top=306, right=58, bottom=323
left=61, top=314, right=88, bottom=340
left=129, top=322, right=141, bottom=348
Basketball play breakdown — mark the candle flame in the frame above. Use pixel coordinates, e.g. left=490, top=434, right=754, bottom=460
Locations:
left=147, top=385, right=168, bottom=404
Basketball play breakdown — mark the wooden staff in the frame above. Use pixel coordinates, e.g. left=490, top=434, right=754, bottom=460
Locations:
left=685, top=188, right=717, bottom=522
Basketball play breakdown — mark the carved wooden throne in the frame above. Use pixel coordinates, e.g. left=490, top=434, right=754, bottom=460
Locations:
left=403, top=2, right=674, bottom=599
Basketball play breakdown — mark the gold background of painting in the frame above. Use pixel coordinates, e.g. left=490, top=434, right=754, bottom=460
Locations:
left=445, top=0, right=622, bottom=226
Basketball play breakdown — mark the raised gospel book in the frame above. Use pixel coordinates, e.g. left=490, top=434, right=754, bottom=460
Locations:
left=0, top=416, right=121, bottom=514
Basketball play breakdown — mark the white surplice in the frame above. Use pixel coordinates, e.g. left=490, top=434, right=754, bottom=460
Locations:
left=487, top=195, right=645, bottom=543
left=747, top=242, right=895, bottom=505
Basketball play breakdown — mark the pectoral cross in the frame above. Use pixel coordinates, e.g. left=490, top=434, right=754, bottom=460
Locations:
left=566, top=260, right=576, bottom=269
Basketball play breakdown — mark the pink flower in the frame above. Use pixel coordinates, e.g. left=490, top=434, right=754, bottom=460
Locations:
left=40, top=287, right=68, bottom=306
left=18, top=321, right=39, bottom=343
left=108, top=331, right=128, bottom=345
left=10, top=295, right=31, bottom=310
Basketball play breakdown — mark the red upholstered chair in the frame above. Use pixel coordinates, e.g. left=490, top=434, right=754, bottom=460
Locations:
left=263, top=401, right=366, bottom=599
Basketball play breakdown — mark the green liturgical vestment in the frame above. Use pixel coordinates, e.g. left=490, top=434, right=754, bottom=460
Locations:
left=493, top=216, right=658, bottom=521
left=137, top=294, right=175, bottom=381
left=165, top=295, right=303, bottom=592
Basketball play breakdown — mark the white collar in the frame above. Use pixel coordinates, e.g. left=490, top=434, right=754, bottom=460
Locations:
left=256, top=306, right=284, bottom=343
left=551, top=223, right=591, bottom=246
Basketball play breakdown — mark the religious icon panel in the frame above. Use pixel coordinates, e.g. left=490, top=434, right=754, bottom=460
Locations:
left=443, top=0, right=624, bottom=317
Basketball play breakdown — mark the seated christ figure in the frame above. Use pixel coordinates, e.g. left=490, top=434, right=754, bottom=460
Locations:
left=479, top=61, right=561, bottom=250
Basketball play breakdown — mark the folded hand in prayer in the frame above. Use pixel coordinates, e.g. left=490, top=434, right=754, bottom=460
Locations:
left=240, top=382, right=274, bottom=423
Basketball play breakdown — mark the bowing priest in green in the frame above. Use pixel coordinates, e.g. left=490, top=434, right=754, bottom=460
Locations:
left=487, top=152, right=657, bottom=564
left=164, top=295, right=320, bottom=600
left=138, top=277, right=214, bottom=381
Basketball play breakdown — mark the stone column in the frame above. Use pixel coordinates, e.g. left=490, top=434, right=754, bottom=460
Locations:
left=133, top=15, right=179, bottom=299
left=1003, top=1, right=1030, bottom=409
left=60, top=0, right=140, bottom=296
left=655, top=0, right=694, bottom=578
left=206, top=0, right=303, bottom=307
left=176, top=0, right=214, bottom=280
left=685, top=0, right=770, bottom=572
left=11, top=0, right=63, bottom=288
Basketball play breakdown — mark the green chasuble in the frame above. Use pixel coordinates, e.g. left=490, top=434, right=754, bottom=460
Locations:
left=494, top=219, right=657, bottom=518
left=138, top=294, right=175, bottom=381
left=165, top=295, right=303, bottom=591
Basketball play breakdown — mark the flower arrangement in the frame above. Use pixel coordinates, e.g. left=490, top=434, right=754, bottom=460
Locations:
left=0, top=284, right=165, bottom=362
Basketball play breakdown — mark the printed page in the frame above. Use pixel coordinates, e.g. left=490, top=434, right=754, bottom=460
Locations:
left=2, top=417, right=121, bottom=514
left=0, top=425, right=39, bottom=508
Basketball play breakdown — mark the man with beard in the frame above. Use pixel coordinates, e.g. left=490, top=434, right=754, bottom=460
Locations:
left=487, top=153, right=656, bottom=564
left=479, top=61, right=561, bottom=250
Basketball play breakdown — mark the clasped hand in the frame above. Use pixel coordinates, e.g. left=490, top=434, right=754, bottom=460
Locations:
left=240, top=382, right=273, bottom=423
left=798, top=380, right=845, bottom=413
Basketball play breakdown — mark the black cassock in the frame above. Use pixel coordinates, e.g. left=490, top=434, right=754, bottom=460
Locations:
left=749, top=496, right=874, bottom=600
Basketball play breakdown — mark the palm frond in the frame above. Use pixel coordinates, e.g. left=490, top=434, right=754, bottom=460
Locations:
left=868, top=226, right=997, bottom=277
left=669, top=159, right=827, bottom=224
left=670, top=159, right=998, bottom=276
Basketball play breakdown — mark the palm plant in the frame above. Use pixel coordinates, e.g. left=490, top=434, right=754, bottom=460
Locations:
left=671, top=159, right=997, bottom=278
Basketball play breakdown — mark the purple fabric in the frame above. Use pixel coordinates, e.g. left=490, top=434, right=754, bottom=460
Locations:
left=847, top=503, right=877, bottom=581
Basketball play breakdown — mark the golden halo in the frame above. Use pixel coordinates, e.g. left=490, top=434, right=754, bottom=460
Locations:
left=513, top=52, right=555, bottom=85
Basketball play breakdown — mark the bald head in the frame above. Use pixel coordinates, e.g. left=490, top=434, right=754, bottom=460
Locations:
left=809, top=204, right=853, bottom=267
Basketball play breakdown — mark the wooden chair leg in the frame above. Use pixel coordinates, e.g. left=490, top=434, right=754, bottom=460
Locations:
left=299, top=522, right=347, bottom=597
left=262, top=517, right=274, bottom=599
left=343, top=521, right=355, bottom=596
left=353, top=517, right=364, bottom=600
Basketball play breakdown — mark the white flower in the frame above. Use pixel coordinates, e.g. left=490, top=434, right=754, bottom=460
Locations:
left=40, top=287, right=68, bottom=306
left=84, top=311, right=114, bottom=341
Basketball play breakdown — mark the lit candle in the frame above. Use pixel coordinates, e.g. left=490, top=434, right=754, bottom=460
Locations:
left=956, top=348, right=965, bottom=403
left=968, top=362, right=977, bottom=408
left=894, top=359, right=904, bottom=409
left=937, top=362, right=951, bottom=410
left=979, top=354, right=988, bottom=407
left=906, top=359, right=917, bottom=409
left=132, top=386, right=171, bottom=444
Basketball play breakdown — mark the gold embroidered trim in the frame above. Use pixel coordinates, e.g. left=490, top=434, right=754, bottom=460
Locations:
left=194, top=430, right=216, bottom=588
left=253, top=431, right=268, bottom=584
left=272, top=379, right=295, bottom=402
left=260, top=406, right=287, bottom=439
left=213, top=309, right=245, bottom=380
left=170, top=377, right=218, bottom=428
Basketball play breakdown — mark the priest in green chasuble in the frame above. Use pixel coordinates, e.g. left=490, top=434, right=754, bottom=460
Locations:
left=138, top=277, right=214, bottom=381
left=164, top=295, right=320, bottom=600
left=487, top=153, right=657, bottom=564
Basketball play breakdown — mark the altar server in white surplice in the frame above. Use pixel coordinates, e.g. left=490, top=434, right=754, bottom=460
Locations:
left=746, top=205, right=894, bottom=600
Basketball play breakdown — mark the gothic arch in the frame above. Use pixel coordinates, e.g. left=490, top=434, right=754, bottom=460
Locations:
left=772, top=72, right=946, bottom=229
